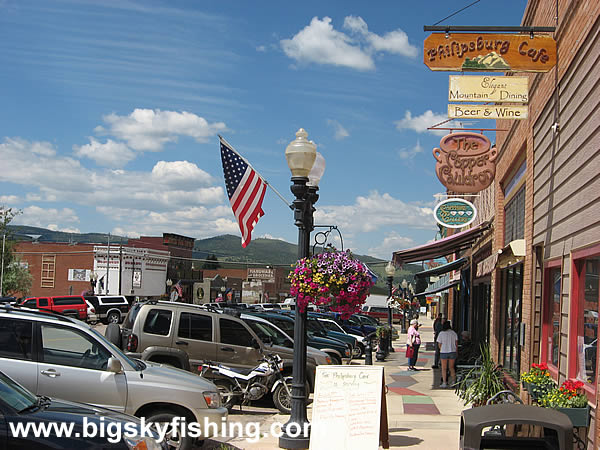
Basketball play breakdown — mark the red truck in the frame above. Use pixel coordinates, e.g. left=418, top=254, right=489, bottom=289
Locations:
left=360, top=305, right=402, bottom=324
left=20, top=296, right=87, bottom=321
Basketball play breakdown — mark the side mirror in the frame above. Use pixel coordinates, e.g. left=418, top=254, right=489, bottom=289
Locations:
left=107, top=357, right=123, bottom=373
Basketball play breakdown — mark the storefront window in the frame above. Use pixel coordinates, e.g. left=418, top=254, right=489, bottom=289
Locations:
left=578, top=257, right=599, bottom=385
left=550, top=269, right=561, bottom=366
left=500, top=263, right=523, bottom=376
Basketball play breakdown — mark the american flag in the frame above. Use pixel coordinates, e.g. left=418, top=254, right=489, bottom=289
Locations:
left=220, top=138, right=267, bottom=248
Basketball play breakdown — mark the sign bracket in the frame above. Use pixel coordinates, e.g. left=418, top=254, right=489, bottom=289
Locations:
left=428, top=117, right=507, bottom=132
left=423, top=26, right=555, bottom=33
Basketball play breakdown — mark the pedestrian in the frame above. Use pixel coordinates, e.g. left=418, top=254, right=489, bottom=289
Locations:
left=436, top=320, right=458, bottom=388
left=432, top=313, right=443, bottom=369
left=406, top=319, right=421, bottom=370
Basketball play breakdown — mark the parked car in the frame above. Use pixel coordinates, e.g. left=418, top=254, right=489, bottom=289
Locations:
left=246, top=311, right=351, bottom=365
left=19, top=296, right=87, bottom=321
left=85, top=299, right=99, bottom=325
left=0, top=304, right=227, bottom=450
left=312, top=315, right=366, bottom=357
left=112, top=300, right=326, bottom=392
left=360, top=305, right=402, bottom=324
left=0, top=296, right=17, bottom=305
left=84, top=295, right=130, bottom=324
left=0, top=370, right=166, bottom=449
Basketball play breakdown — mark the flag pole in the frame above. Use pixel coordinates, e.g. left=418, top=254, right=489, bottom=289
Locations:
left=219, top=135, right=292, bottom=209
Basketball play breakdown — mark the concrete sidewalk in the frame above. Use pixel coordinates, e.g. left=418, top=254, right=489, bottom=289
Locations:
left=204, top=315, right=464, bottom=449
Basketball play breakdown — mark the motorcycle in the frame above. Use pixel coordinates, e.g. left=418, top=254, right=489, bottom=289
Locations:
left=199, top=353, right=292, bottom=414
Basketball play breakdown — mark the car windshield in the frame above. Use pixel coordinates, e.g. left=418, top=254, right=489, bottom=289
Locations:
left=244, top=320, right=292, bottom=348
left=0, top=372, right=37, bottom=411
left=87, top=327, right=139, bottom=370
left=321, top=320, right=344, bottom=333
left=307, top=318, right=327, bottom=334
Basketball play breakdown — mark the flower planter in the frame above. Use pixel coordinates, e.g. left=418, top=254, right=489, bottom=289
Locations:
left=557, top=406, right=590, bottom=428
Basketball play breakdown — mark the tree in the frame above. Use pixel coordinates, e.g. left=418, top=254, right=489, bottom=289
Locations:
left=202, top=254, right=220, bottom=270
left=1, top=207, right=32, bottom=297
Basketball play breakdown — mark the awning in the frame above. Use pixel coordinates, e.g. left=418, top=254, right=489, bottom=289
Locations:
left=497, top=239, right=526, bottom=269
left=393, top=221, right=491, bottom=265
left=416, top=273, right=460, bottom=296
left=414, top=257, right=468, bottom=278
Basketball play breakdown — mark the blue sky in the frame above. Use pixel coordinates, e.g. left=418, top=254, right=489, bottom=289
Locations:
left=0, top=0, right=527, bottom=259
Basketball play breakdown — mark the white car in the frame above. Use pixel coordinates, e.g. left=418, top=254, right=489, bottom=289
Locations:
left=316, top=317, right=366, bottom=357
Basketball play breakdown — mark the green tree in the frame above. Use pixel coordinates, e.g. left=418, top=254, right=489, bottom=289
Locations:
left=202, top=254, right=220, bottom=270
left=1, top=207, right=32, bottom=297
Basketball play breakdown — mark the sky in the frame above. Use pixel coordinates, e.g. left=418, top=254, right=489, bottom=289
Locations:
left=0, top=0, right=527, bottom=260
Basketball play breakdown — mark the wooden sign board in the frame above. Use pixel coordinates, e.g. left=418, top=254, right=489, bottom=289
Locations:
left=449, top=75, right=528, bottom=103
left=309, top=365, right=389, bottom=450
left=424, top=33, right=556, bottom=72
left=448, top=104, right=529, bottom=120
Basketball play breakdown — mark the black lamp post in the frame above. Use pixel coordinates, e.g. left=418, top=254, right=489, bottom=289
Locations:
left=400, top=279, right=408, bottom=334
left=279, top=128, right=324, bottom=449
left=385, top=261, right=396, bottom=353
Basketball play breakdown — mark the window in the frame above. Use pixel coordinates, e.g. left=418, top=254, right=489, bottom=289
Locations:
left=41, top=325, right=111, bottom=370
left=41, top=255, right=55, bottom=288
left=219, top=318, right=254, bottom=346
left=571, top=252, right=600, bottom=389
left=542, top=263, right=561, bottom=369
left=38, top=298, right=48, bottom=307
left=499, top=263, right=523, bottom=376
left=178, top=312, right=212, bottom=341
left=100, top=297, right=127, bottom=305
left=0, top=318, right=33, bottom=360
left=504, top=187, right=525, bottom=246
left=143, top=309, right=172, bottom=336
left=23, top=299, right=37, bottom=308
left=53, top=297, right=84, bottom=306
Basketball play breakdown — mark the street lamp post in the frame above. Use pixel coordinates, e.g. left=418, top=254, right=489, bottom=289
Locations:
left=401, top=279, right=408, bottom=334
left=0, top=232, right=5, bottom=297
left=279, top=128, right=323, bottom=449
left=385, top=261, right=396, bottom=353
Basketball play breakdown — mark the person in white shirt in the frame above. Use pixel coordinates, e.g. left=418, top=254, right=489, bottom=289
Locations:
left=436, top=320, right=458, bottom=388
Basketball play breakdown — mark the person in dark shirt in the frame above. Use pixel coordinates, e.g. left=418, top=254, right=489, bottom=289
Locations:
left=432, top=313, right=443, bottom=369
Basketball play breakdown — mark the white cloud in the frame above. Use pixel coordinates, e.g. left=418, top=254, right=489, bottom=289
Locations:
left=368, top=232, right=415, bottom=259
left=0, top=195, right=20, bottom=204
left=394, top=110, right=449, bottom=135
left=13, top=206, right=80, bottom=230
left=281, top=16, right=417, bottom=70
left=73, top=137, right=136, bottom=167
left=98, top=108, right=227, bottom=151
left=314, top=191, right=435, bottom=234
left=343, top=16, right=417, bottom=58
left=258, top=234, right=288, bottom=242
left=151, top=160, right=213, bottom=186
left=327, top=119, right=349, bottom=140
left=397, top=140, right=424, bottom=160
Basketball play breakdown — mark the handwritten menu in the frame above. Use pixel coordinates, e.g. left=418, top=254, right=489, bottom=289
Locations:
left=309, top=366, right=385, bottom=450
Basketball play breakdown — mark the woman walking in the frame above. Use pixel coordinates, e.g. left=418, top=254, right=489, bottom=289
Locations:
left=436, top=320, right=458, bottom=388
left=406, top=319, right=421, bottom=370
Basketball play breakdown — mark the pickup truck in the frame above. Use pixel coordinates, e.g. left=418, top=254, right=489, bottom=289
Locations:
left=361, top=305, right=402, bottom=324
left=20, top=296, right=87, bottom=320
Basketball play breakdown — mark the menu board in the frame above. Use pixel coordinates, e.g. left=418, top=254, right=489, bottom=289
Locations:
left=309, top=365, right=388, bottom=450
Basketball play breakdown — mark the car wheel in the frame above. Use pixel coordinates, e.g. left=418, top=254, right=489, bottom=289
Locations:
left=146, top=411, right=192, bottom=450
left=107, top=311, right=120, bottom=324
left=329, top=354, right=342, bottom=365
left=213, top=379, right=237, bottom=411
left=272, top=380, right=292, bottom=414
left=104, top=322, right=121, bottom=347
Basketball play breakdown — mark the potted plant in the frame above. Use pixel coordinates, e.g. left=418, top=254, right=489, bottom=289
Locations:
left=288, top=249, right=374, bottom=318
left=538, top=379, right=590, bottom=427
left=456, top=343, right=506, bottom=407
left=520, top=363, right=556, bottom=402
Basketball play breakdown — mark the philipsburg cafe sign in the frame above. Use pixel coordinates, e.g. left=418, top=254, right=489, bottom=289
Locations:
left=424, top=33, right=556, bottom=72
left=433, top=132, right=496, bottom=193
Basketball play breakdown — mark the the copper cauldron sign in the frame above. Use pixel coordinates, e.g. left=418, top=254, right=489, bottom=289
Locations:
left=433, top=132, right=496, bottom=193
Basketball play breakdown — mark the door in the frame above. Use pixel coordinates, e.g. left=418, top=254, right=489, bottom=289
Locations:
left=175, top=311, right=217, bottom=369
left=0, top=318, right=38, bottom=392
left=217, top=318, right=262, bottom=368
left=37, top=323, right=128, bottom=412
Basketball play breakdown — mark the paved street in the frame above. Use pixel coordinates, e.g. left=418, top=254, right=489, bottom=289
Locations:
left=202, top=315, right=464, bottom=449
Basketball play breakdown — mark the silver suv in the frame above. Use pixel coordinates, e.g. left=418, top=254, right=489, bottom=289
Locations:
left=115, top=301, right=329, bottom=392
left=0, top=305, right=227, bottom=450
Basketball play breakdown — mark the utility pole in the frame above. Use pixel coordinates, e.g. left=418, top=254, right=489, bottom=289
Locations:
left=106, top=233, right=110, bottom=295
left=118, top=238, right=123, bottom=295
left=0, top=233, right=5, bottom=297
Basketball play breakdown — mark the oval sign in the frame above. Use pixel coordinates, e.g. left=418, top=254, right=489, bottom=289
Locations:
left=434, top=198, right=478, bottom=229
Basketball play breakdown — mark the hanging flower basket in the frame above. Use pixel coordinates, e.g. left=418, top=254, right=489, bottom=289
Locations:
left=288, top=249, right=374, bottom=318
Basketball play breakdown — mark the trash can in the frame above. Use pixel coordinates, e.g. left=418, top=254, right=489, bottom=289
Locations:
left=460, top=404, right=573, bottom=450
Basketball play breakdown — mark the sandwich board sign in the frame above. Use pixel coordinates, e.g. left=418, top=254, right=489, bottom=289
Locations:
left=309, top=365, right=389, bottom=450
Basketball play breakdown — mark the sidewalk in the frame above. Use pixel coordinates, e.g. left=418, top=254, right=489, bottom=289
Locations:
left=205, top=315, right=464, bottom=449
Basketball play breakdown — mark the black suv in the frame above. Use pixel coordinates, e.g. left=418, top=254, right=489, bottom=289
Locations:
left=84, top=295, right=130, bottom=324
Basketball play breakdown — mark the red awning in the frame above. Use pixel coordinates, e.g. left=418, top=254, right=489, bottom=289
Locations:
left=392, top=221, right=491, bottom=265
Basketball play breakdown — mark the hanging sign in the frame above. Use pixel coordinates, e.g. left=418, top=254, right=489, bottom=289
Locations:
left=433, top=132, right=496, bottom=193
left=449, top=76, right=528, bottom=103
left=434, top=198, right=478, bottom=229
left=424, top=33, right=556, bottom=72
left=448, top=104, right=529, bottom=120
